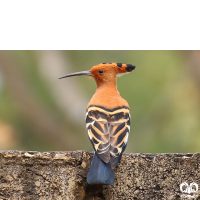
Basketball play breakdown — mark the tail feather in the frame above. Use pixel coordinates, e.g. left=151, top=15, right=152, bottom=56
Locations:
left=87, top=153, right=114, bottom=185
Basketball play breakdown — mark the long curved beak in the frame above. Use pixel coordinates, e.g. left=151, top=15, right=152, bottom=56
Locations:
left=59, top=70, right=92, bottom=79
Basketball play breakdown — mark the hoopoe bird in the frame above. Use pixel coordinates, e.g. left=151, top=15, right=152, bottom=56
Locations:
left=59, top=63, right=135, bottom=185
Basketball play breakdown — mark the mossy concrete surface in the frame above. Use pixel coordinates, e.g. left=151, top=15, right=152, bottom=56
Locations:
left=0, top=151, right=200, bottom=199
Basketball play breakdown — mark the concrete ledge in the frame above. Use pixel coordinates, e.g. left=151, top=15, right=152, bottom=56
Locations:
left=0, top=150, right=200, bottom=199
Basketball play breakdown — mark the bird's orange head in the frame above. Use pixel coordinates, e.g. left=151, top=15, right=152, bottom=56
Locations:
left=59, top=63, right=135, bottom=88
left=90, top=63, right=135, bottom=85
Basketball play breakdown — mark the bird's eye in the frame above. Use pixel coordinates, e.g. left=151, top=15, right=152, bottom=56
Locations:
left=98, top=70, right=104, bottom=74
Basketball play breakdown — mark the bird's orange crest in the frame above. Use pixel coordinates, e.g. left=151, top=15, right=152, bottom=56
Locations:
left=90, top=62, right=135, bottom=76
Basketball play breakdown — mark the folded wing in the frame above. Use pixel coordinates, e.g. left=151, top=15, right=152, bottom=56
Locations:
left=86, top=105, right=130, bottom=168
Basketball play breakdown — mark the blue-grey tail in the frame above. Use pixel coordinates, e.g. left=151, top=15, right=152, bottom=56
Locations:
left=87, top=153, right=114, bottom=185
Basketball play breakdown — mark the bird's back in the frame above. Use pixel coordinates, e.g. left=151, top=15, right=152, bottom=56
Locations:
left=86, top=87, right=130, bottom=169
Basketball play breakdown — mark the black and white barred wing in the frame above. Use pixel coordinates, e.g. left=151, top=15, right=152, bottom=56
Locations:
left=109, top=107, right=130, bottom=168
left=86, top=105, right=130, bottom=168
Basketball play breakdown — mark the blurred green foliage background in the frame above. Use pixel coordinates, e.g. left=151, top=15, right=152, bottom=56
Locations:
left=0, top=50, right=200, bottom=153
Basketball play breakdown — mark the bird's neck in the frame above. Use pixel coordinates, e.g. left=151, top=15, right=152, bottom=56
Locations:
left=97, top=80, right=117, bottom=91
left=88, top=80, right=129, bottom=109
left=95, top=77, right=117, bottom=89
left=95, top=78, right=119, bottom=97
